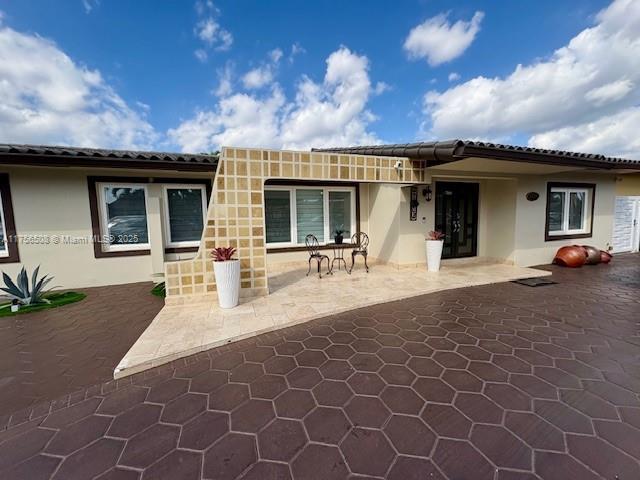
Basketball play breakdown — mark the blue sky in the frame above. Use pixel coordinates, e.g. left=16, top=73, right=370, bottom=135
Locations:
left=1, top=0, right=638, bottom=157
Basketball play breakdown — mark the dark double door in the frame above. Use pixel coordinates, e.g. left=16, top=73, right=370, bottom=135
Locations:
left=435, top=182, right=479, bottom=259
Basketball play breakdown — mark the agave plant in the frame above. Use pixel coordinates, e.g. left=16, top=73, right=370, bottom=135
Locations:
left=211, top=247, right=237, bottom=262
left=1, top=266, right=54, bottom=305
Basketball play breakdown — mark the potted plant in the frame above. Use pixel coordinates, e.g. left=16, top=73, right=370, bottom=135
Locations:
left=211, top=247, right=240, bottom=309
left=425, top=230, right=445, bottom=272
left=334, top=228, right=345, bottom=244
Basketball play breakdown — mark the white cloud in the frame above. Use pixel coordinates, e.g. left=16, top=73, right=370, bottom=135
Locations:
left=193, top=1, right=233, bottom=59
left=269, top=48, right=283, bottom=63
left=448, top=72, right=460, bottom=82
left=529, top=107, right=640, bottom=158
left=289, top=42, right=306, bottom=63
left=242, top=66, right=274, bottom=89
left=194, top=48, right=208, bottom=63
left=584, top=78, right=634, bottom=106
left=241, top=48, right=283, bottom=90
left=421, top=0, right=640, bottom=158
left=0, top=22, right=156, bottom=149
left=168, top=46, right=380, bottom=152
left=82, top=0, right=100, bottom=13
left=404, top=11, right=484, bottom=66
left=214, top=63, right=234, bottom=97
left=374, top=81, right=391, bottom=95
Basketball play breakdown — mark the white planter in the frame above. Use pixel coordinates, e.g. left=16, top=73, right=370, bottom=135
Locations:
left=213, top=259, right=240, bottom=309
left=426, top=240, right=444, bottom=272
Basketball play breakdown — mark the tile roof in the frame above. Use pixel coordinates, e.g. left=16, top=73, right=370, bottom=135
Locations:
left=0, top=144, right=218, bottom=172
left=315, top=140, right=640, bottom=170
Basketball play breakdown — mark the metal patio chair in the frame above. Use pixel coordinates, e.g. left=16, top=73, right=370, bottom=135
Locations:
left=305, top=234, right=332, bottom=278
left=349, top=232, right=370, bottom=273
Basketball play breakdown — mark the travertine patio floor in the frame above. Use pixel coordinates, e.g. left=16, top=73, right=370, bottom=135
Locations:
left=115, top=261, right=549, bottom=378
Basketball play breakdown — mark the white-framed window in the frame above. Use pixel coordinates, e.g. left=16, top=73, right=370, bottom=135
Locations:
left=546, top=184, right=594, bottom=239
left=162, top=184, right=208, bottom=248
left=264, top=185, right=357, bottom=247
left=98, top=183, right=151, bottom=251
left=0, top=193, right=9, bottom=258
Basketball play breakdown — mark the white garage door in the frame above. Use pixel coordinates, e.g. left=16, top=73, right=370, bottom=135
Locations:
left=612, top=196, right=640, bottom=253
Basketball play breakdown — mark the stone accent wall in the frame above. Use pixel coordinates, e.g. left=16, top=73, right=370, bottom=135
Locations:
left=164, top=146, right=425, bottom=301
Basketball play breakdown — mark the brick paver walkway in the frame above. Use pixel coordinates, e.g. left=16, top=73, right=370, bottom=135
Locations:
left=0, top=282, right=163, bottom=419
left=1, top=256, right=639, bottom=479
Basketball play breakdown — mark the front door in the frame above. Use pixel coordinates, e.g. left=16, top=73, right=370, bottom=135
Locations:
left=435, top=182, right=479, bottom=259
left=612, top=196, right=640, bottom=253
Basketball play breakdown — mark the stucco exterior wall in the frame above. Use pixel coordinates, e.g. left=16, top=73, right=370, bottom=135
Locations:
left=0, top=166, right=211, bottom=289
left=478, top=179, right=518, bottom=263
left=513, top=172, right=616, bottom=266
left=363, top=172, right=616, bottom=269
left=616, top=174, right=640, bottom=196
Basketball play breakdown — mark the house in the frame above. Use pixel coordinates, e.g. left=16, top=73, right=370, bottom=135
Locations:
left=0, top=141, right=638, bottom=296
left=0, top=144, right=216, bottom=288
left=163, top=141, right=640, bottom=301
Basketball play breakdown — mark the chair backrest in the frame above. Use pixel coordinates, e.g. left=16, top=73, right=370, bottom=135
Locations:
left=305, top=234, right=321, bottom=256
left=351, top=231, right=369, bottom=250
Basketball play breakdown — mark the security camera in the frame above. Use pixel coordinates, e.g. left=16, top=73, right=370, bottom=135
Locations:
left=394, top=160, right=402, bottom=169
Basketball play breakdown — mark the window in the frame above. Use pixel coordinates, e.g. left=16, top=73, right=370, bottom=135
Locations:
left=545, top=183, right=595, bottom=240
left=98, top=183, right=150, bottom=251
left=264, top=190, right=292, bottom=244
left=264, top=185, right=356, bottom=247
left=163, top=185, right=207, bottom=247
left=296, top=189, right=324, bottom=243
left=0, top=194, right=8, bottom=258
left=0, top=174, right=18, bottom=263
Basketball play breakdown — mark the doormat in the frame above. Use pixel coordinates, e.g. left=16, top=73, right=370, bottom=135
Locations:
left=512, top=277, right=557, bottom=287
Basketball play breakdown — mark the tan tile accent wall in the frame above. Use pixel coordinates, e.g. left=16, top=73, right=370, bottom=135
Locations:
left=164, top=147, right=425, bottom=299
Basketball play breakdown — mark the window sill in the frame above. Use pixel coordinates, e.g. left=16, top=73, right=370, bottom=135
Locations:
left=95, top=249, right=151, bottom=258
left=545, top=232, right=593, bottom=242
left=0, top=253, right=19, bottom=263
left=267, top=243, right=357, bottom=253
left=165, top=246, right=199, bottom=254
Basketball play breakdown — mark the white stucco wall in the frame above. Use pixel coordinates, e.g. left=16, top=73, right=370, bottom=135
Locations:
left=0, top=166, right=212, bottom=289
left=513, top=172, right=616, bottom=266
left=363, top=172, right=616, bottom=268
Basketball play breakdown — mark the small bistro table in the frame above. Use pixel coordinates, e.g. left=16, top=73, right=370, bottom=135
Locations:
left=327, top=242, right=354, bottom=274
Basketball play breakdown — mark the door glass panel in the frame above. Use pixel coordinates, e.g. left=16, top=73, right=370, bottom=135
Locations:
left=435, top=183, right=477, bottom=259
left=568, top=192, right=585, bottom=230
left=329, top=191, right=351, bottom=239
left=457, top=193, right=473, bottom=255
left=265, top=190, right=291, bottom=243
left=296, top=189, right=324, bottom=243
left=548, top=192, right=565, bottom=232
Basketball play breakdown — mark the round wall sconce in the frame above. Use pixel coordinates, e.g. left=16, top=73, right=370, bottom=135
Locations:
left=422, top=185, right=433, bottom=202
left=526, top=192, right=540, bottom=201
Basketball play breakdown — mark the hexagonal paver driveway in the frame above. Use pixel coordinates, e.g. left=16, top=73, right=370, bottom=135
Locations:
left=2, top=255, right=640, bottom=479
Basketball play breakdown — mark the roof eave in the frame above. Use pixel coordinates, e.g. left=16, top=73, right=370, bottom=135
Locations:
left=0, top=153, right=217, bottom=172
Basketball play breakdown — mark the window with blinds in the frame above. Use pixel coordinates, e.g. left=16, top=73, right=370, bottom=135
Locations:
left=264, top=186, right=356, bottom=247
left=164, top=186, right=207, bottom=246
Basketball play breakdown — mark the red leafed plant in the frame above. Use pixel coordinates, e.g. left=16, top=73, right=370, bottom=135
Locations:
left=211, top=247, right=237, bottom=262
left=426, top=230, right=445, bottom=241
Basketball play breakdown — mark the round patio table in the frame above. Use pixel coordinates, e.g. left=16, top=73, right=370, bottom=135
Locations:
left=327, top=242, right=352, bottom=274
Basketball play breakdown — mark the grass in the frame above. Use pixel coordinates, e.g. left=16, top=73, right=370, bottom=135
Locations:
left=151, top=282, right=166, bottom=298
left=0, top=291, right=86, bottom=317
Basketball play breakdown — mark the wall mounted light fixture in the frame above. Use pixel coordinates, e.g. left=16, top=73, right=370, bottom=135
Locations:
left=422, top=185, right=433, bottom=202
